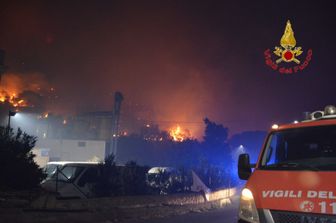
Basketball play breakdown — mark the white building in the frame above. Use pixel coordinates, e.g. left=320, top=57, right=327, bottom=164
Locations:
left=33, top=139, right=106, bottom=167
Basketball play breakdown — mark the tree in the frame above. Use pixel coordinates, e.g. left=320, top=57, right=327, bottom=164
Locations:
left=202, top=118, right=230, bottom=165
left=0, top=127, right=45, bottom=190
left=203, top=118, right=228, bottom=148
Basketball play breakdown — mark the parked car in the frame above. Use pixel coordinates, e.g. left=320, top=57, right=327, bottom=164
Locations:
left=41, top=161, right=100, bottom=198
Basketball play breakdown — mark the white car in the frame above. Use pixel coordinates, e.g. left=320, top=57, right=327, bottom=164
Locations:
left=41, top=161, right=100, bottom=198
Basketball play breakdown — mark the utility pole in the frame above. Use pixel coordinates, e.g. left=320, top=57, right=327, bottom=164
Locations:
left=109, top=91, right=123, bottom=159
left=7, top=110, right=16, bottom=133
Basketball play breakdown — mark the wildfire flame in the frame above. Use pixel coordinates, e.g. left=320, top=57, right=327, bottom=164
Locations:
left=169, top=125, right=191, bottom=142
left=0, top=73, right=51, bottom=109
left=0, top=91, right=27, bottom=107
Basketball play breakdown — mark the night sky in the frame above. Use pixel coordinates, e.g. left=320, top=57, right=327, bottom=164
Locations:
left=1, top=1, right=336, bottom=138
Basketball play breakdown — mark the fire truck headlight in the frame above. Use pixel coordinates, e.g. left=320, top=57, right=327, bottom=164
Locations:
left=239, top=188, right=259, bottom=223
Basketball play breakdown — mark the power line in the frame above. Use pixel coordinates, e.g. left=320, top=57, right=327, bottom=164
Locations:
left=139, top=119, right=255, bottom=125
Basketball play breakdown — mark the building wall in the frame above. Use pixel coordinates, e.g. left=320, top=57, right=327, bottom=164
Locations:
left=33, top=139, right=106, bottom=166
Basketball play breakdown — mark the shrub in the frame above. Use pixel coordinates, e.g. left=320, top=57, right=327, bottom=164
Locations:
left=94, top=154, right=121, bottom=197
left=94, top=156, right=150, bottom=197
left=0, top=127, right=45, bottom=190
left=121, top=161, right=149, bottom=195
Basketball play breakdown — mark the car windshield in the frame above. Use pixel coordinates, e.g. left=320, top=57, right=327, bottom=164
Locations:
left=260, top=125, right=336, bottom=170
left=50, top=165, right=85, bottom=182
left=44, top=164, right=62, bottom=179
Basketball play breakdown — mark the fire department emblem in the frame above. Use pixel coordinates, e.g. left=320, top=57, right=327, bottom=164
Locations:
left=274, top=20, right=302, bottom=64
left=264, top=20, right=312, bottom=74
left=300, top=200, right=314, bottom=212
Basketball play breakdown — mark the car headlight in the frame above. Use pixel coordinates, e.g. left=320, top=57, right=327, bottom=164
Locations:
left=239, top=188, right=259, bottom=223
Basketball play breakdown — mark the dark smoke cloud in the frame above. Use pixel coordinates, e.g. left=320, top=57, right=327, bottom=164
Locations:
left=1, top=1, right=336, bottom=138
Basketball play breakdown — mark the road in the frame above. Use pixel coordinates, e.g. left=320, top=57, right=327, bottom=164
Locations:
left=1, top=203, right=239, bottom=223
left=1, top=195, right=240, bottom=223
left=129, top=202, right=239, bottom=223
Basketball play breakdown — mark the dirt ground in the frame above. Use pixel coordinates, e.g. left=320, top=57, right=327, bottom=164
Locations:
left=0, top=190, right=239, bottom=223
left=0, top=202, right=238, bottom=223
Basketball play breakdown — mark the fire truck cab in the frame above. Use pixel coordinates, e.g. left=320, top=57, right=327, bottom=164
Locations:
left=238, top=105, right=336, bottom=223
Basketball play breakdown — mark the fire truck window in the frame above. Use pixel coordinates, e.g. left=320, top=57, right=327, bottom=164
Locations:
left=264, top=135, right=277, bottom=165
left=262, top=125, right=336, bottom=169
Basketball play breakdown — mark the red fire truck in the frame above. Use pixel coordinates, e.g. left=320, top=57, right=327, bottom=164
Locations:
left=238, top=105, right=336, bottom=223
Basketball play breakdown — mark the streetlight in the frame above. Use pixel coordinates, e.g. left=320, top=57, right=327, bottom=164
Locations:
left=7, top=110, right=17, bottom=130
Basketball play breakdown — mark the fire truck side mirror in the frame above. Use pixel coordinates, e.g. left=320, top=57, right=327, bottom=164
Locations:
left=238, top=153, right=252, bottom=180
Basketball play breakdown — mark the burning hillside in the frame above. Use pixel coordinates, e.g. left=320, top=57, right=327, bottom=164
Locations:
left=0, top=73, right=55, bottom=111
left=169, top=125, right=192, bottom=142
